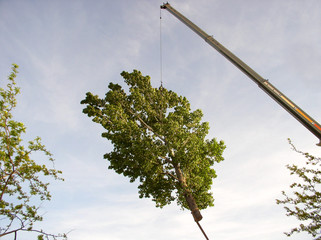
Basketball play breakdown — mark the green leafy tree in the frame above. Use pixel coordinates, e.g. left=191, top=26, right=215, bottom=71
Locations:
left=81, top=70, right=225, bottom=222
left=0, top=64, right=66, bottom=240
left=277, top=139, right=321, bottom=239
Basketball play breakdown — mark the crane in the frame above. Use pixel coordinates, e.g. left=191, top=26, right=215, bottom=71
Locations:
left=161, top=2, right=321, bottom=146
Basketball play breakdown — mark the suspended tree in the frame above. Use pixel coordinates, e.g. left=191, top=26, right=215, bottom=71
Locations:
left=0, top=64, right=66, bottom=240
left=277, top=139, right=321, bottom=239
left=81, top=70, right=225, bottom=224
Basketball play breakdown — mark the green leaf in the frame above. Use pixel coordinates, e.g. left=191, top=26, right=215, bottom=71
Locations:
left=81, top=70, right=226, bottom=216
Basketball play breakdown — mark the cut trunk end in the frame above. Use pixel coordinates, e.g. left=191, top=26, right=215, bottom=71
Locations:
left=184, top=193, right=203, bottom=222
left=173, top=162, right=203, bottom=221
left=191, top=208, right=203, bottom=222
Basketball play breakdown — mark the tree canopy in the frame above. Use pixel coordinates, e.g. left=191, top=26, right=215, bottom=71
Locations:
left=277, top=139, right=321, bottom=239
left=81, top=70, right=225, bottom=222
left=0, top=64, right=66, bottom=240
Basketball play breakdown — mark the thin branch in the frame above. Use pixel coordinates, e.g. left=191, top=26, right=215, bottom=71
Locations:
left=160, top=171, right=179, bottom=181
left=159, top=156, right=172, bottom=164
left=128, top=108, right=167, bottom=144
left=0, top=225, right=69, bottom=239
left=0, top=168, right=15, bottom=201
left=20, top=228, right=68, bottom=239
left=177, top=135, right=191, bottom=152
left=0, top=226, right=24, bottom=238
left=1, top=215, right=15, bottom=235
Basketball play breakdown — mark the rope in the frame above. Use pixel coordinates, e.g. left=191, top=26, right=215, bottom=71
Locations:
left=196, top=221, right=210, bottom=240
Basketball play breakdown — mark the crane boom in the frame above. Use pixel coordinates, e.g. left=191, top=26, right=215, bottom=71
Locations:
left=161, top=2, right=321, bottom=146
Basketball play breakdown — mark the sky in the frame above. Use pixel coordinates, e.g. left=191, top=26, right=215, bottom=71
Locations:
left=1, top=0, right=321, bottom=239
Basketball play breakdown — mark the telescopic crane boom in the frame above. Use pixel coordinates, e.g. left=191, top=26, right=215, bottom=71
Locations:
left=161, top=2, right=321, bottom=146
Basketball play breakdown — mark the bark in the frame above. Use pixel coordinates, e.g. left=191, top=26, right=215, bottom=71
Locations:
left=173, top=163, right=203, bottom=222
left=132, top=115, right=203, bottom=222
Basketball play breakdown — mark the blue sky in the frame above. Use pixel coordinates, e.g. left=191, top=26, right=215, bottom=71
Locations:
left=1, top=0, right=321, bottom=239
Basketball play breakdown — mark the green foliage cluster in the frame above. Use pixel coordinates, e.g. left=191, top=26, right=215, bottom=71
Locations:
left=277, top=139, right=321, bottom=239
left=0, top=65, right=66, bottom=240
left=81, top=70, right=225, bottom=213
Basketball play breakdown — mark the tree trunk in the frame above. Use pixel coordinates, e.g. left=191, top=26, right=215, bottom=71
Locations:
left=174, top=163, right=203, bottom=222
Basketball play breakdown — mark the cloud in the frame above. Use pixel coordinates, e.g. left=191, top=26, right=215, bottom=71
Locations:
left=1, top=1, right=320, bottom=240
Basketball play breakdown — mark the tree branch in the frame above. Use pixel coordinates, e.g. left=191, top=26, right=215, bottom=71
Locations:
left=160, top=170, right=179, bottom=181
left=128, top=108, right=167, bottom=144
left=0, top=168, right=15, bottom=201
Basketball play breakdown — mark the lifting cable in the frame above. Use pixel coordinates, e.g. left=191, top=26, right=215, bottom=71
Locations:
left=159, top=8, right=210, bottom=240
left=159, top=7, right=163, bottom=88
